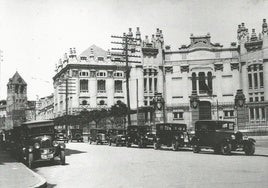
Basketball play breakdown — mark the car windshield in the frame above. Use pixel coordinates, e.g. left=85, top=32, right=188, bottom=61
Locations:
left=29, top=126, right=54, bottom=136
left=220, top=122, right=235, bottom=130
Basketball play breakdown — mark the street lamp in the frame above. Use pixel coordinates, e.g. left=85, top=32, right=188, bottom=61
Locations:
left=152, top=92, right=166, bottom=123
left=190, top=91, right=199, bottom=109
left=234, top=89, right=246, bottom=131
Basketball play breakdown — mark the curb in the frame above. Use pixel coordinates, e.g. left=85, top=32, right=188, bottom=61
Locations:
left=24, top=165, right=47, bottom=188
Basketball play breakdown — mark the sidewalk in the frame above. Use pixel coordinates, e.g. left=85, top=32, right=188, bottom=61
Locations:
left=0, top=148, right=46, bottom=188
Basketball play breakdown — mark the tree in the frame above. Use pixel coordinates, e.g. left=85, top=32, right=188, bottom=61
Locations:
left=110, top=101, right=128, bottom=128
left=89, top=109, right=109, bottom=128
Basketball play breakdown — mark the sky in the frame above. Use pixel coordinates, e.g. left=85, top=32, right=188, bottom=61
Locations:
left=0, top=0, right=268, bottom=100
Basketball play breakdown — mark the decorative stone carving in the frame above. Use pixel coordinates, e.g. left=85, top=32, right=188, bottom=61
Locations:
left=164, top=66, right=173, bottom=73
left=108, top=70, right=113, bottom=78
left=214, top=63, right=223, bottom=71
left=230, top=62, right=239, bottom=71
left=90, top=70, right=96, bottom=77
left=180, top=65, right=189, bottom=73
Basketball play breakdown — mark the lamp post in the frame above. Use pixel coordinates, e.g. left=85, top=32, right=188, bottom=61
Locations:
left=234, top=89, right=246, bottom=131
left=153, top=92, right=166, bottom=123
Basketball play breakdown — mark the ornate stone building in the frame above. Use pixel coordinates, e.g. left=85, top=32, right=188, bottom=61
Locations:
left=52, top=19, right=268, bottom=132
left=53, top=45, right=127, bottom=117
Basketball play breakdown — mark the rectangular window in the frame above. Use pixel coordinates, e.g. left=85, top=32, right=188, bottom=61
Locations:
left=154, top=78, right=157, bottom=93
left=230, top=110, right=234, bottom=117
left=114, top=80, right=123, bottom=93
left=256, top=107, right=260, bottom=120
left=79, top=80, right=88, bottom=92
left=250, top=108, right=254, bottom=120
left=178, top=112, right=183, bottom=119
left=255, top=97, right=259, bottom=102
left=97, top=80, right=106, bottom=92
left=261, top=96, right=265, bottom=101
left=254, top=73, right=258, bottom=89
left=144, top=78, right=147, bottom=92
left=248, top=74, right=252, bottom=89
left=249, top=97, right=253, bottom=102
left=261, top=108, right=266, bottom=120
left=260, top=72, right=264, bottom=88
left=173, top=112, right=178, bottom=119
left=149, top=78, right=152, bottom=92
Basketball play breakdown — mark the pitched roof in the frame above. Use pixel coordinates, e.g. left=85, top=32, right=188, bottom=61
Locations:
left=79, top=44, right=107, bottom=59
left=8, top=71, right=27, bottom=85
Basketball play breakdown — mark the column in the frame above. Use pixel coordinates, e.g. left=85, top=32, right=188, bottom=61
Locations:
left=263, top=60, right=268, bottom=100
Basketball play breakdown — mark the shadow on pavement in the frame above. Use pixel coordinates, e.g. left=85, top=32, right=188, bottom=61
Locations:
left=65, top=148, right=87, bottom=156
left=46, top=183, right=57, bottom=188
left=193, top=150, right=268, bottom=157
left=0, top=149, right=16, bottom=165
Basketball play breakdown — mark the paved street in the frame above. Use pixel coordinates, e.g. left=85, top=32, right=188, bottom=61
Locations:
left=33, top=140, right=268, bottom=188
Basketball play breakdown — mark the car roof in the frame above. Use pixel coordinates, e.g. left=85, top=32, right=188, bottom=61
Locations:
left=21, top=120, right=54, bottom=128
left=195, top=120, right=234, bottom=126
left=156, top=123, right=187, bottom=126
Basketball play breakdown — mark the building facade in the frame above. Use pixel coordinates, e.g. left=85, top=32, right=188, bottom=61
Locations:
left=53, top=45, right=127, bottom=117
left=36, top=94, right=54, bottom=120
left=52, top=19, right=268, bottom=132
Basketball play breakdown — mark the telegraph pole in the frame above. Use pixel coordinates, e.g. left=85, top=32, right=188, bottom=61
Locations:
left=111, top=30, right=141, bottom=126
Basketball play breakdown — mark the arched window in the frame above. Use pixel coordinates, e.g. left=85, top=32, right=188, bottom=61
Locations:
left=82, top=100, right=87, bottom=105
left=207, top=72, right=213, bottom=92
left=192, top=73, right=197, bottom=91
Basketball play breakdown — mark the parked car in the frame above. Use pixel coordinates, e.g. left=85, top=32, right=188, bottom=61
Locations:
left=154, top=123, right=191, bottom=151
left=107, top=128, right=127, bottom=146
left=70, top=129, right=83, bottom=142
left=89, top=128, right=107, bottom=145
left=191, top=120, right=256, bottom=155
left=17, top=120, right=66, bottom=168
left=126, top=125, right=154, bottom=148
left=55, top=129, right=68, bottom=143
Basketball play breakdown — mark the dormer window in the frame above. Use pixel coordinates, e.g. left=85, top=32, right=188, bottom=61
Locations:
left=80, top=56, right=87, bottom=61
left=97, top=56, right=104, bottom=61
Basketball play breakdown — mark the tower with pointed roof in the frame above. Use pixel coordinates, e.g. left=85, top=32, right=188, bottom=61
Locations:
left=5, top=71, right=27, bottom=129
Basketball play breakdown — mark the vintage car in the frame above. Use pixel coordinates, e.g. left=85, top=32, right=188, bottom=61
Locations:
left=126, top=125, right=154, bottom=148
left=70, top=129, right=83, bottom=142
left=55, top=129, right=68, bottom=143
left=17, top=120, right=66, bottom=168
left=191, top=120, right=256, bottom=155
left=107, top=128, right=127, bottom=146
left=154, top=123, right=191, bottom=151
left=89, top=128, right=108, bottom=145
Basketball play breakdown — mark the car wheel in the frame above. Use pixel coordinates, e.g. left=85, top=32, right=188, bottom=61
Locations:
left=115, top=140, right=119, bottom=147
left=154, top=142, right=160, bottom=150
left=60, top=150, right=66, bottom=165
left=138, top=140, right=143, bottom=148
left=193, top=144, right=200, bottom=153
left=172, top=142, right=179, bottom=151
left=221, top=142, right=231, bottom=155
left=28, top=153, right=34, bottom=169
left=244, top=143, right=255, bottom=156
left=127, top=142, right=131, bottom=147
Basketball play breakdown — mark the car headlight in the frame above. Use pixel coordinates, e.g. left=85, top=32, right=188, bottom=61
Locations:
left=60, top=144, right=65, bottom=149
left=34, top=142, right=40, bottom=149
left=180, top=135, right=184, bottom=139
left=231, top=135, right=236, bottom=140
left=28, top=147, right=33, bottom=152
left=53, top=140, right=59, bottom=147
left=156, top=137, right=160, bottom=141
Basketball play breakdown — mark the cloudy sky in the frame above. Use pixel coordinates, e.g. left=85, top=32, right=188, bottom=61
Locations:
left=0, top=0, right=267, bottom=100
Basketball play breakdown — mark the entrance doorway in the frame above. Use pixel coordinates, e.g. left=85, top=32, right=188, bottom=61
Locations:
left=199, top=101, right=212, bottom=120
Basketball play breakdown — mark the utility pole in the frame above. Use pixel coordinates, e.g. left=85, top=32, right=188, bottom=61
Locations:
left=136, top=79, right=139, bottom=126
left=111, top=29, right=141, bottom=127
